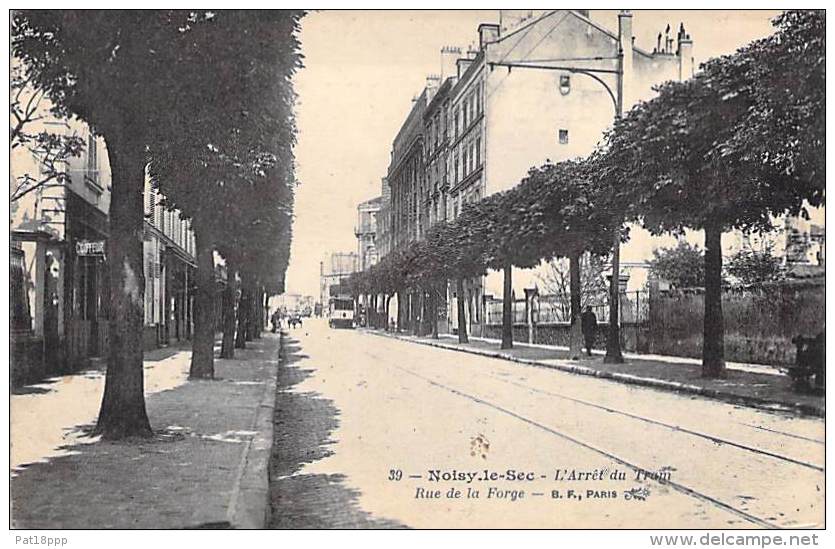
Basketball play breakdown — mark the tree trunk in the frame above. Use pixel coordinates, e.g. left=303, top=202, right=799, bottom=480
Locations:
left=261, top=291, right=268, bottom=336
left=252, top=287, right=262, bottom=339
left=501, top=262, right=513, bottom=349
left=385, top=294, right=391, bottom=331
left=95, top=135, right=152, bottom=440
left=396, top=290, right=404, bottom=332
left=456, top=278, right=469, bottom=343
left=245, top=281, right=256, bottom=341
left=568, top=251, right=583, bottom=359
left=703, top=223, right=726, bottom=378
left=235, top=281, right=249, bottom=349
left=431, top=285, right=439, bottom=339
left=605, top=223, right=624, bottom=363
left=416, top=291, right=424, bottom=336
left=220, top=266, right=237, bottom=359
left=189, top=223, right=216, bottom=379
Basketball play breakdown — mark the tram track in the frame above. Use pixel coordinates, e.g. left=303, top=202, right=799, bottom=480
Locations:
left=388, top=360, right=780, bottom=529
left=481, top=372, right=824, bottom=472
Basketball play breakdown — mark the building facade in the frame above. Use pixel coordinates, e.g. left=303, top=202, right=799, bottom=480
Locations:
left=378, top=177, right=392, bottom=257
left=142, top=177, right=199, bottom=350
left=377, top=10, right=697, bottom=336
left=387, top=88, right=428, bottom=250
left=319, top=251, right=359, bottom=307
left=11, top=113, right=200, bottom=381
left=11, top=120, right=114, bottom=377
left=355, top=196, right=382, bottom=272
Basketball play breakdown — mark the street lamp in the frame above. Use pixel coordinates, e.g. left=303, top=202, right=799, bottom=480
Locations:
left=487, top=26, right=626, bottom=363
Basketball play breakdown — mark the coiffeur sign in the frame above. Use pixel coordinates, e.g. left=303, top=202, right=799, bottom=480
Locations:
left=75, top=240, right=106, bottom=257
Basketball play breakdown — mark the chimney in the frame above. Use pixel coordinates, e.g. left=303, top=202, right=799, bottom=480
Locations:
left=440, top=46, right=462, bottom=81
left=478, top=23, right=500, bottom=50
left=457, top=57, right=474, bottom=79
left=618, top=10, right=633, bottom=109
left=677, top=25, right=694, bottom=80
left=425, top=74, right=441, bottom=100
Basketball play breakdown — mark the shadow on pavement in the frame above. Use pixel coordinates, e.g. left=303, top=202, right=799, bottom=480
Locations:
left=268, top=336, right=407, bottom=529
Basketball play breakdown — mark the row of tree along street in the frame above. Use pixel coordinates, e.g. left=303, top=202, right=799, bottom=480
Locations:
left=11, top=11, right=304, bottom=439
left=347, top=10, right=824, bottom=378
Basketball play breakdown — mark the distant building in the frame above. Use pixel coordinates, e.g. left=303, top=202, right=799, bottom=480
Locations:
left=319, top=251, right=358, bottom=306
left=355, top=196, right=381, bottom=272
left=271, top=293, right=314, bottom=315
left=378, top=177, right=392, bottom=257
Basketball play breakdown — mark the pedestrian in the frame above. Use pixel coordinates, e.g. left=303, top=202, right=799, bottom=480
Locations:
left=271, top=310, right=280, bottom=333
left=580, top=306, right=597, bottom=357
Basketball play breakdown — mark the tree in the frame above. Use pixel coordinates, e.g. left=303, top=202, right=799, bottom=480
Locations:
left=444, top=205, right=490, bottom=343
left=10, top=63, right=84, bottom=203
left=147, top=11, right=302, bottom=378
left=724, top=246, right=785, bottom=287
left=537, top=253, right=609, bottom=319
left=602, top=10, right=824, bottom=377
left=12, top=10, right=301, bottom=437
left=539, top=161, right=615, bottom=358
left=718, top=10, right=824, bottom=202
left=647, top=242, right=706, bottom=289
left=12, top=11, right=195, bottom=438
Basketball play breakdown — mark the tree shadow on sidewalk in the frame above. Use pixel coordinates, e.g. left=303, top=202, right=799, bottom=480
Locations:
left=268, top=336, right=407, bottom=529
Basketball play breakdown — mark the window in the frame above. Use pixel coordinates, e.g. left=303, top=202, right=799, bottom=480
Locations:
left=87, top=134, right=97, bottom=171
left=478, top=83, right=484, bottom=113
left=453, top=151, right=459, bottom=183
left=476, top=137, right=481, bottom=166
left=86, top=133, right=99, bottom=187
left=454, top=107, right=459, bottom=137
left=559, top=129, right=569, bottom=144
left=560, top=74, right=571, bottom=95
left=462, top=148, right=468, bottom=177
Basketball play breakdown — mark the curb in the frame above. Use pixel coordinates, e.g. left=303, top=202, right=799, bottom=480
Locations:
left=367, top=330, right=825, bottom=419
left=227, top=332, right=283, bottom=529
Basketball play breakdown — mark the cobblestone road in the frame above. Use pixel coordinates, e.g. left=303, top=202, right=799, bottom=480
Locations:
left=267, top=319, right=824, bottom=529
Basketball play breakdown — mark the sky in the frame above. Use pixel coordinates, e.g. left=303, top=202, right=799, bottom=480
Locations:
left=285, top=9, right=782, bottom=298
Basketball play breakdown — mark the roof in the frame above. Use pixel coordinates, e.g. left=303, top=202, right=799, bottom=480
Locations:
left=492, top=9, right=656, bottom=59
left=424, top=77, right=454, bottom=117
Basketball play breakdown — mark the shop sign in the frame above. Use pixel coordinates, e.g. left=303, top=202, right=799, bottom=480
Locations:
left=76, top=240, right=106, bottom=257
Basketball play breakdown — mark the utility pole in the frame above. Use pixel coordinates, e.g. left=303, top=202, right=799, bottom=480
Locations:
left=604, top=41, right=625, bottom=364
left=605, top=11, right=631, bottom=364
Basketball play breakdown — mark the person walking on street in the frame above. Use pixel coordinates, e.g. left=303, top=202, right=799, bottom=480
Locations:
left=581, top=306, right=597, bottom=357
left=271, top=310, right=280, bottom=333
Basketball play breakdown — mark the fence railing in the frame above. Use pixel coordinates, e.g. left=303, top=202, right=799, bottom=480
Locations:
left=481, top=285, right=824, bottom=366
left=485, top=291, right=648, bottom=326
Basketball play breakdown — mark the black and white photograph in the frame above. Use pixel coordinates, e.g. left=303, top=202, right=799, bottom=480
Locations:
left=6, top=4, right=827, bottom=539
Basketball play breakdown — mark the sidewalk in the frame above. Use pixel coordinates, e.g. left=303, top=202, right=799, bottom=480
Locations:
left=11, top=333, right=282, bottom=529
left=368, top=330, right=825, bottom=418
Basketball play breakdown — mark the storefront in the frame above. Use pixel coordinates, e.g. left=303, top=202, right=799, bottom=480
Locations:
left=64, top=189, right=109, bottom=368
